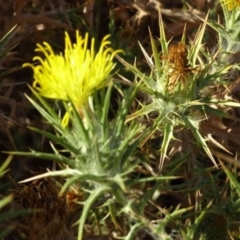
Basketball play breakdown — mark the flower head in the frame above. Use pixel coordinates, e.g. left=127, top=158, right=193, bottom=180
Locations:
left=221, top=0, right=240, bottom=11
left=23, top=31, right=121, bottom=118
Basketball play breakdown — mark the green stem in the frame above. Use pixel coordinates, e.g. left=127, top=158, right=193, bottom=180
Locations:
left=78, top=186, right=110, bottom=240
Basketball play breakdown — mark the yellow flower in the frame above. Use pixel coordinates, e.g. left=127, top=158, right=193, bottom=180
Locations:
left=221, top=0, right=240, bottom=10
left=23, top=31, right=121, bottom=125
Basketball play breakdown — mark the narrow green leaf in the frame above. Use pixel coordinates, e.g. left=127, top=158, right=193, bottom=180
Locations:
left=0, top=25, right=18, bottom=50
left=116, top=55, right=156, bottom=89
left=8, top=151, right=74, bottom=167
left=77, top=187, right=110, bottom=240
left=0, top=155, right=12, bottom=177
left=70, top=102, right=91, bottom=146
left=189, top=12, right=209, bottom=67
left=220, top=162, right=240, bottom=196
left=159, top=122, right=174, bottom=170
left=205, top=104, right=240, bottom=121
left=101, top=84, right=113, bottom=139
left=25, top=93, right=62, bottom=131
left=28, top=127, right=79, bottom=154
left=158, top=9, right=168, bottom=55
left=183, top=116, right=218, bottom=168
left=0, top=195, right=13, bottom=209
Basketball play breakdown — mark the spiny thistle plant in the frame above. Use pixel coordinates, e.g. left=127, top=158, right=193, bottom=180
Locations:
left=7, top=2, right=240, bottom=239
left=117, top=9, right=240, bottom=171
left=10, top=31, right=175, bottom=240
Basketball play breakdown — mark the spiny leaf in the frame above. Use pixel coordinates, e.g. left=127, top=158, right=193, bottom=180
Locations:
left=159, top=122, right=175, bottom=170
left=183, top=116, right=218, bottom=168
